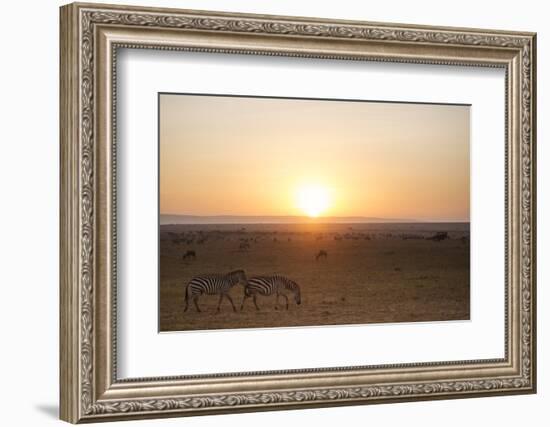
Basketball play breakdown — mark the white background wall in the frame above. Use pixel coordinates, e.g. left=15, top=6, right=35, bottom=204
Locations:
left=0, top=0, right=545, bottom=426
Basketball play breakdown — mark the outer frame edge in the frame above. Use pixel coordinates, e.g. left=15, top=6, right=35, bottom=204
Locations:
left=60, top=3, right=81, bottom=424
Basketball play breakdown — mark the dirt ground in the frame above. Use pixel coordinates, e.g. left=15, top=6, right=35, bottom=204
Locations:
left=159, top=222, right=470, bottom=332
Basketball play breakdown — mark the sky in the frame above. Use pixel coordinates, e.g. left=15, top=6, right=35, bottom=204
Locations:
left=159, top=94, right=470, bottom=222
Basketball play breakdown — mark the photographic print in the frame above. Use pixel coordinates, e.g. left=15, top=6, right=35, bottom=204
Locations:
left=159, top=93, right=470, bottom=332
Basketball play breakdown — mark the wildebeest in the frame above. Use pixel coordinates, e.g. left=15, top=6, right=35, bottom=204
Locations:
left=427, top=231, right=449, bottom=242
left=182, top=250, right=196, bottom=260
left=239, top=241, right=250, bottom=251
left=316, top=250, right=328, bottom=261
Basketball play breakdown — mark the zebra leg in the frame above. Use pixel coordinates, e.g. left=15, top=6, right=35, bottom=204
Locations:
left=225, top=293, right=237, bottom=312
left=240, top=294, right=249, bottom=311
left=281, top=293, right=289, bottom=310
left=216, top=294, right=224, bottom=313
left=193, top=296, right=201, bottom=313
left=275, top=293, right=281, bottom=310
left=253, top=295, right=260, bottom=311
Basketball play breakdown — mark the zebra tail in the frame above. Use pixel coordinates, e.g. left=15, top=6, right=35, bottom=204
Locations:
left=244, top=284, right=255, bottom=297
left=184, top=283, right=190, bottom=303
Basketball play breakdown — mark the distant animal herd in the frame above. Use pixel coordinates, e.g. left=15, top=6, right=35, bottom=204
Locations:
left=184, top=270, right=301, bottom=313
left=167, top=229, right=461, bottom=250
left=172, top=230, right=461, bottom=263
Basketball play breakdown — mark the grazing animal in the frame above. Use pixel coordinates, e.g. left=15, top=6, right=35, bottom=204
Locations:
left=184, top=270, right=247, bottom=313
left=239, top=241, right=250, bottom=251
left=427, top=231, right=449, bottom=242
left=241, top=275, right=301, bottom=311
left=316, top=250, right=328, bottom=261
left=182, top=250, right=196, bottom=260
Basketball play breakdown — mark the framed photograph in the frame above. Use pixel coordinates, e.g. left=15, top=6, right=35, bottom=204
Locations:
left=60, top=2, right=537, bottom=423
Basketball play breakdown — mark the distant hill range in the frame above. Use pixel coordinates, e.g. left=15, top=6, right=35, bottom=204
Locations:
left=160, top=214, right=416, bottom=225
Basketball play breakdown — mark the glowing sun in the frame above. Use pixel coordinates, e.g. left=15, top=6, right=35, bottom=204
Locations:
left=296, top=185, right=331, bottom=218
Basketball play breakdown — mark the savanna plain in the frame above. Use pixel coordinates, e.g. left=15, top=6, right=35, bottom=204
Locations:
left=159, top=222, right=470, bottom=332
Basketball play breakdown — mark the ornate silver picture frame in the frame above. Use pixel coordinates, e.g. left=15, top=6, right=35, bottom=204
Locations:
left=60, top=2, right=536, bottom=423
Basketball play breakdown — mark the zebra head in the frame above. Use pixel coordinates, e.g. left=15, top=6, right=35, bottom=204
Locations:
left=229, top=269, right=247, bottom=286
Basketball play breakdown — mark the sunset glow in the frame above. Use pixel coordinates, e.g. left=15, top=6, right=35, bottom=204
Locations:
left=160, top=94, right=470, bottom=222
left=296, top=185, right=331, bottom=217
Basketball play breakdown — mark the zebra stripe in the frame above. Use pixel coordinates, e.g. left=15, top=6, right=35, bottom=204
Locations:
left=184, top=269, right=246, bottom=313
left=241, top=275, right=301, bottom=311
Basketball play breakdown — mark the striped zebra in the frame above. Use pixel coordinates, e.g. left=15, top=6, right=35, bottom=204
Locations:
left=241, top=275, right=301, bottom=311
left=184, top=270, right=247, bottom=313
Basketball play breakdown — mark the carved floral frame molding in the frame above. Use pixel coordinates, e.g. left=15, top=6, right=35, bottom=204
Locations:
left=60, top=2, right=536, bottom=423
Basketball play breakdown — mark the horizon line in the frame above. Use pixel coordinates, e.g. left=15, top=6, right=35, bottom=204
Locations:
left=160, top=213, right=470, bottom=224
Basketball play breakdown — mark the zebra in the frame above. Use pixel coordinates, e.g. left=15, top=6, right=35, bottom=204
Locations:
left=184, top=270, right=247, bottom=313
left=316, top=250, right=328, bottom=261
left=241, top=275, right=301, bottom=311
